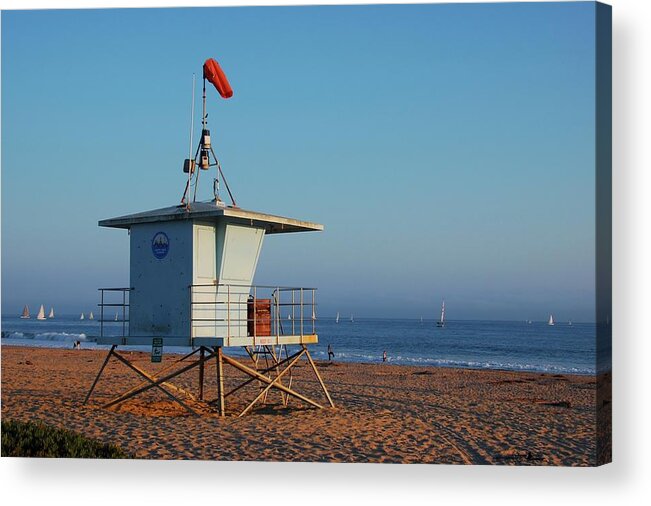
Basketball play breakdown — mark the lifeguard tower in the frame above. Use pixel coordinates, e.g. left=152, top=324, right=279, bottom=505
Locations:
left=84, top=59, right=334, bottom=417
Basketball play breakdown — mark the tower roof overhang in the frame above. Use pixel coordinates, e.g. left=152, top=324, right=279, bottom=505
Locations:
left=98, top=202, right=323, bottom=234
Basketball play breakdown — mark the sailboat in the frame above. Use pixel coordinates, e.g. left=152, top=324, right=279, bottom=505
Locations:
left=89, top=311, right=94, bottom=320
left=48, top=308, right=55, bottom=319
left=568, top=320, right=572, bottom=326
left=287, top=314, right=292, bottom=321
left=36, top=304, right=46, bottom=320
left=548, top=314, right=555, bottom=326
left=20, top=305, right=30, bottom=319
left=335, top=312, right=340, bottom=324
left=115, top=312, right=119, bottom=321
left=436, top=300, right=445, bottom=327
left=420, top=316, right=423, bottom=324
left=80, top=313, right=85, bottom=320
left=350, top=314, right=354, bottom=323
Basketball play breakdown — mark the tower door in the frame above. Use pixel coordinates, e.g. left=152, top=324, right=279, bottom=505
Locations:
left=192, top=224, right=217, bottom=338
left=194, top=225, right=216, bottom=284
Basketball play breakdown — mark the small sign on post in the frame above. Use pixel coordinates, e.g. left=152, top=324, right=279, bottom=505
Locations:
left=151, top=337, right=163, bottom=363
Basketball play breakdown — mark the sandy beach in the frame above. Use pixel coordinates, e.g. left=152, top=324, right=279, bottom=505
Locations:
left=1, top=345, right=610, bottom=465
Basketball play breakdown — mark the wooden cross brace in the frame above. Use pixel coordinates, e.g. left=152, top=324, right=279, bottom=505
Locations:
left=83, top=344, right=334, bottom=418
left=220, top=345, right=335, bottom=417
left=84, top=345, right=218, bottom=416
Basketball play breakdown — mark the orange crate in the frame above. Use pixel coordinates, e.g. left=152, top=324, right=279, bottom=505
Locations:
left=247, top=298, right=271, bottom=336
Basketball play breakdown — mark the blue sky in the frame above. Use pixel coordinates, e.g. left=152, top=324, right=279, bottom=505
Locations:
left=2, top=3, right=598, bottom=321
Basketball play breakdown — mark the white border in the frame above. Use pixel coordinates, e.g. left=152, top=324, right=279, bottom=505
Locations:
left=1, top=1, right=649, bottom=505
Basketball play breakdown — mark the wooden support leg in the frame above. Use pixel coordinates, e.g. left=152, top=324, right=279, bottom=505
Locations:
left=271, top=345, right=291, bottom=406
left=223, top=349, right=302, bottom=399
left=221, top=353, right=324, bottom=412
left=109, top=346, right=203, bottom=404
left=238, top=348, right=306, bottom=417
left=303, top=346, right=335, bottom=408
left=216, top=347, right=225, bottom=417
left=83, top=345, right=116, bottom=404
left=279, top=345, right=293, bottom=407
left=103, top=349, right=218, bottom=415
left=105, top=352, right=200, bottom=416
left=244, top=346, right=257, bottom=366
left=107, top=352, right=199, bottom=403
left=262, top=344, right=285, bottom=405
left=199, top=347, right=205, bottom=401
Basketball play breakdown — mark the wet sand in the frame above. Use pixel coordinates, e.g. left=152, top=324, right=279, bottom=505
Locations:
left=1, top=345, right=610, bottom=465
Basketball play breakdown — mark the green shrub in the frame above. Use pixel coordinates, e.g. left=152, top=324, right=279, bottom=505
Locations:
left=1, top=420, right=130, bottom=458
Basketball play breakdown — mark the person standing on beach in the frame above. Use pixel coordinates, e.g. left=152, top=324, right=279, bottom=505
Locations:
left=328, top=344, right=334, bottom=361
left=383, top=350, right=387, bottom=362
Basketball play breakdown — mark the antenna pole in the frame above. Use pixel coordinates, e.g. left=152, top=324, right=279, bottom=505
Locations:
left=190, top=74, right=196, bottom=161
left=202, top=77, right=207, bottom=133
left=184, top=74, right=196, bottom=208
left=193, top=78, right=208, bottom=203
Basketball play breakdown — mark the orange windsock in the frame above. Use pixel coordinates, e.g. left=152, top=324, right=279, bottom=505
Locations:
left=203, top=58, right=233, bottom=98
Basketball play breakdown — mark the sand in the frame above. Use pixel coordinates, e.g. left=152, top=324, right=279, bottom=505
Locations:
left=1, top=345, right=611, bottom=465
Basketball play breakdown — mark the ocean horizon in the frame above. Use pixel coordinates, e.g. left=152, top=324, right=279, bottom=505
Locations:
left=1, top=315, right=609, bottom=376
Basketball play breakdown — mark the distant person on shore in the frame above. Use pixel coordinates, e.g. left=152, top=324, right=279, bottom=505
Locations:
left=328, top=344, right=334, bottom=361
left=383, top=350, right=387, bottom=362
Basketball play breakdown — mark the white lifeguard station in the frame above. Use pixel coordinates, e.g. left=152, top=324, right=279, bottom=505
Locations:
left=84, top=58, right=334, bottom=417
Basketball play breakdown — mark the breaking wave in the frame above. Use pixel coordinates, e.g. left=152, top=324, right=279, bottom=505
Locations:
left=310, top=350, right=595, bottom=375
left=1, top=331, right=89, bottom=342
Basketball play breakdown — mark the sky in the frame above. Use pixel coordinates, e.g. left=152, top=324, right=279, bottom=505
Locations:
left=1, top=3, right=598, bottom=321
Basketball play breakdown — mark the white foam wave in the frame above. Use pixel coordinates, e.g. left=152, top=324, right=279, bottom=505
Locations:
left=2, top=331, right=88, bottom=342
left=313, top=350, right=595, bottom=375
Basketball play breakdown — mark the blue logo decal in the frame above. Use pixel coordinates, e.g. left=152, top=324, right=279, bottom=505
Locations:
left=152, top=232, right=169, bottom=259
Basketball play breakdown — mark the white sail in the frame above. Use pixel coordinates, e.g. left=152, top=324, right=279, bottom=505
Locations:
left=287, top=314, right=292, bottom=321
left=36, top=304, right=46, bottom=320
left=335, top=312, right=339, bottom=324
left=115, top=312, right=119, bottom=321
left=548, top=314, right=555, bottom=326
left=48, top=308, right=54, bottom=319
left=80, top=313, right=85, bottom=320
left=89, top=311, right=94, bottom=320
left=437, top=300, right=446, bottom=327
left=21, top=305, right=30, bottom=319
left=350, top=314, right=354, bottom=323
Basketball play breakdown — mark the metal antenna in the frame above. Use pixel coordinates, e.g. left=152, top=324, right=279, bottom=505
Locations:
left=186, top=74, right=196, bottom=208
left=190, top=74, right=196, bottom=162
left=193, top=77, right=208, bottom=203
left=181, top=74, right=197, bottom=208
left=202, top=77, right=207, bottom=134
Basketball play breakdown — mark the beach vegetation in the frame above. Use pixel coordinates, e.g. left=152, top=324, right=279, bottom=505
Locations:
left=1, top=419, right=130, bottom=458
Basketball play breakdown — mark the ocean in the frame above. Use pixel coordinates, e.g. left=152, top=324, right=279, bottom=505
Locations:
left=1, top=315, right=608, bottom=375
left=319, top=318, right=608, bottom=375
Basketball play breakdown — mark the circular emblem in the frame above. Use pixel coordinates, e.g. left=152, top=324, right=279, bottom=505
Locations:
left=151, top=232, right=170, bottom=259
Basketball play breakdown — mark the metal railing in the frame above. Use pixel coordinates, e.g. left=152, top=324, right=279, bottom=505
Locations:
left=98, top=288, right=132, bottom=341
left=189, top=283, right=317, bottom=344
